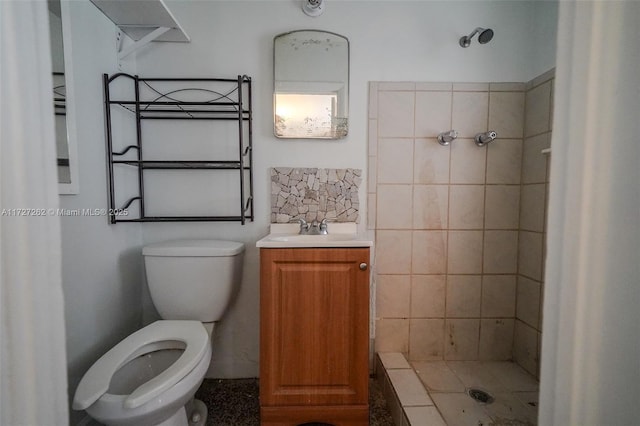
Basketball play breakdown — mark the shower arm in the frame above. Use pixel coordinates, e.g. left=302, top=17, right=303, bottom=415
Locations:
left=466, top=27, right=483, bottom=40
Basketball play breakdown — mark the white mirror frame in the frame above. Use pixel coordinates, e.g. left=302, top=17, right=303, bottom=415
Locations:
left=58, top=0, right=79, bottom=194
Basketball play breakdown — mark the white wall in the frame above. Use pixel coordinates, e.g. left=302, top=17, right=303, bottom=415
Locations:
left=527, top=0, right=559, bottom=81
left=134, top=0, right=558, bottom=378
left=59, top=1, right=143, bottom=423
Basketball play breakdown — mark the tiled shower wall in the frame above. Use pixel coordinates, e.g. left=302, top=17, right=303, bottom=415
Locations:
left=368, top=82, right=526, bottom=362
left=514, top=69, right=554, bottom=378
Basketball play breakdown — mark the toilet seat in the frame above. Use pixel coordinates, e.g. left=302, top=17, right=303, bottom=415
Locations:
left=73, top=320, right=209, bottom=411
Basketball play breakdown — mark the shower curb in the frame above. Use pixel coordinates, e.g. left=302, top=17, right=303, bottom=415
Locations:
left=374, top=353, right=446, bottom=426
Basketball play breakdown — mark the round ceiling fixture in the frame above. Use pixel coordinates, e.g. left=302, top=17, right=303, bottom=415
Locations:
left=302, top=0, right=324, bottom=17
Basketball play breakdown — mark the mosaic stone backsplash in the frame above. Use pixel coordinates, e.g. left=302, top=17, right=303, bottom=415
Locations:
left=271, top=167, right=362, bottom=223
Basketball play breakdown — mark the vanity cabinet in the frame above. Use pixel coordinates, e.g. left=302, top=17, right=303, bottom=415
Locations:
left=260, top=247, right=370, bottom=426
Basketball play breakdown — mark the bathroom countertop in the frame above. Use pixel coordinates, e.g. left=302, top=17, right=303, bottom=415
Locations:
left=255, top=222, right=373, bottom=248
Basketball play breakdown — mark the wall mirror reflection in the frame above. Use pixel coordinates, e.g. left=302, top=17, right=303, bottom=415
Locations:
left=273, top=30, right=349, bottom=139
left=48, top=0, right=79, bottom=193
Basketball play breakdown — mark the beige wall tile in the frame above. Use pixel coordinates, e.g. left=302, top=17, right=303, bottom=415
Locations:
left=376, top=319, right=409, bottom=353
left=376, top=230, right=412, bottom=274
left=518, top=231, right=543, bottom=280
left=486, top=139, right=523, bottom=184
left=549, top=79, right=555, bottom=131
left=379, top=91, right=415, bottom=137
left=453, top=83, right=489, bottom=92
left=367, top=193, right=376, bottom=230
left=452, top=92, right=489, bottom=138
left=513, top=320, right=539, bottom=377
left=445, top=319, right=480, bottom=360
left=415, top=91, right=452, bottom=137
left=414, top=138, right=450, bottom=184
left=369, top=82, right=378, bottom=119
left=525, top=81, right=551, bottom=137
left=485, top=185, right=520, bottom=229
left=446, top=275, right=482, bottom=318
left=378, top=138, right=414, bottom=184
left=450, top=139, right=487, bottom=184
left=416, top=82, right=453, bottom=91
left=482, top=275, right=517, bottom=318
left=377, top=185, right=413, bottom=229
left=411, top=275, right=446, bottom=318
left=479, top=318, right=515, bottom=360
left=448, top=230, right=483, bottom=274
left=489, top=92, right=525, bottom=138
left=368, top=155, right=377, bottom=191
left=368, top=119, right=378, bottom=156
left=376, top=275, right=411, bottom=318
left=520, top=184, right=546, bottom=232
left=413, top=185, right=448, bottom=229
left=412, top=231, right=447, bottom=274
left=490, top=82, right=526, bottom=92
left=483, top=230, right=518, bottom=273
left=539, top=280, right=545, bottom=330
left=522, top=133, right=550, bottom=184
left=516, top=276, right=541, bottom=329
left=409, top=319, right=445, bottom=360
left=449, top=185, right=485, bottom=229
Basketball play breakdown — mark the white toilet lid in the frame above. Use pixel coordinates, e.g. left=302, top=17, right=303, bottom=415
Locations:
left=73, top=320, right=209, bottom=411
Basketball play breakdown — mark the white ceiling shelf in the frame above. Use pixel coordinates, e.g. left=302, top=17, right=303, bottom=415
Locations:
left=90, top=0, right=189, bottom=59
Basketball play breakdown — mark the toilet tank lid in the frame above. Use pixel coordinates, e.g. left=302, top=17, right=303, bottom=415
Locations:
left=143, top=239, right=245, bottom=257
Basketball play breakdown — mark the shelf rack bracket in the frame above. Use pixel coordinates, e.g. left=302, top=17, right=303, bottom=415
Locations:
left=118, top=26, right=171, bottom=60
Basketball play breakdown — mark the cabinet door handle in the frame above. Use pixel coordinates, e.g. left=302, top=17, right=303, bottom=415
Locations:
left=359, top=263, right=368, bottom=271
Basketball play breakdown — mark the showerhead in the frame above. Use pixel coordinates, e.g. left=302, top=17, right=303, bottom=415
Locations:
left=459, top=27, right=494, bottom=48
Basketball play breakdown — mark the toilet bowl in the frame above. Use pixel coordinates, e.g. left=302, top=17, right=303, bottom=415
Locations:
left=73, top=321, right=211, bottom=426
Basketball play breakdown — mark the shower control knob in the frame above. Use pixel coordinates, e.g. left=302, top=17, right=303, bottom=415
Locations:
left=359, top=263, right=368, bottom=271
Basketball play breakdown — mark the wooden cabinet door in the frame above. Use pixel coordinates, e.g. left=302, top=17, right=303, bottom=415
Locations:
left=260, top=248, right=370, bottom=409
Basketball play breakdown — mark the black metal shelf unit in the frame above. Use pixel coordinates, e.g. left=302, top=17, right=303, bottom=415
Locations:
left=103, top=73, right=253, bottom=224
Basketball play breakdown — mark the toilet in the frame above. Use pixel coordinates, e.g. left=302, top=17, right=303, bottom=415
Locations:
left=73, top=239, right=244, bottom=426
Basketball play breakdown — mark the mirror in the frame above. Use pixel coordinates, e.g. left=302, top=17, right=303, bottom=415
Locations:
left=274, top=30, right=349, bottom=139
left=48, top=0, right=79, bottom=194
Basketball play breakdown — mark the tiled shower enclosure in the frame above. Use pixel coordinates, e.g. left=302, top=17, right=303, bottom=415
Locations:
left=369, top=70, right=554, bottom=378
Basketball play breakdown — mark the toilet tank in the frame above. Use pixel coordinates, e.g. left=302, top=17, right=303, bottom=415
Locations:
left=142, top=240, right=244, bottom=322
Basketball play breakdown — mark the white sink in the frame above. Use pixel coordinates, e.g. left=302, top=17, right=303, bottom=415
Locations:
left=269, top=233, right=357, bottom=242
left=256, top=223, right=373, bottom=248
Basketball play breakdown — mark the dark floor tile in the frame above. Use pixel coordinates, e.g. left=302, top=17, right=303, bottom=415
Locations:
left=195, top=377, right=394, bottom=426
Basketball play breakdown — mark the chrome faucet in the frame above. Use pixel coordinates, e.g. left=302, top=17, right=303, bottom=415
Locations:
left=296, top=218, right=309, bottom=234
left=295, top=218, right=328, bottom=235
left=308, top=218, right=329, bottom=235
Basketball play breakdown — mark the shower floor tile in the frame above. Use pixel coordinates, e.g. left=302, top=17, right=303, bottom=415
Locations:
left=410, top=360, right=539, bottom=425
left=412, top=361, right=466, bottom=392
